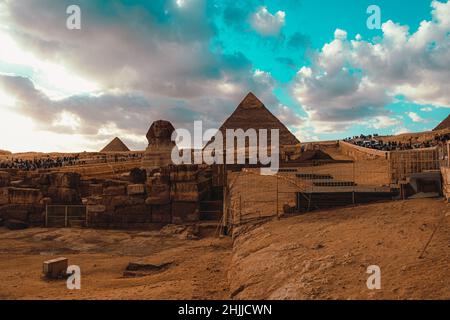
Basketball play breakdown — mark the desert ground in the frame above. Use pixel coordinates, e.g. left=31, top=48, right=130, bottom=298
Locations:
left=0, top=198, right=448, bottom=300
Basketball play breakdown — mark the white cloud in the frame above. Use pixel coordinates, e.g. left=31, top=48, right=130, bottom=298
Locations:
left=367, top=116, right=401, bottom=129
left=292, top=0, right=450, bottom=130
left=420, top=107, right=433, bottom=112
left=250, top=6, right=285, bottom=36
left=407, top=111, right=425, bottom=122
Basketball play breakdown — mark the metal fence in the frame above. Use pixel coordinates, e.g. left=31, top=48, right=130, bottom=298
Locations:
left=45, top=205, right=87, bottom=228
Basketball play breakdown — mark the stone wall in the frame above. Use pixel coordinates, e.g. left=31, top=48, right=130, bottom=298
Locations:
left=339, top=141, right=389, bottom=160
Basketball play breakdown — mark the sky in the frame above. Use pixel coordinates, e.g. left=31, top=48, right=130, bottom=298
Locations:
left=0, top=0, right=449, bottom=152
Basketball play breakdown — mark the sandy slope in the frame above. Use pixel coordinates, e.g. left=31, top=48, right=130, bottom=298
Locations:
left=228, top=198, right=450, bottom=299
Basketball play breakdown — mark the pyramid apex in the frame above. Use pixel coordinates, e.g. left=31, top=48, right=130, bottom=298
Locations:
left=238, top=92, right=264, bottom=109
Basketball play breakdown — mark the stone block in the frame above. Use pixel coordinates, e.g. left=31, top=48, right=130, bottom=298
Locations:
left=47, top=187, right=81, bottom=205
left=171, top=202, right=199, bottom=223
left=103, top=185, right=126, bottom=196
left=127, top=184, right=145, bottom=195
left=8, top=187, right=43, bottom=205
left=0, top=171, right=11, bottom=187
left=50, top=172, right=80, bottom=188
left=87, top=204, right=106, bottom=214
left=151, top=204, right=171, bottom=223
left=170, top=182, right=201, bottom=202
left=0, top=187, right=9, bottom=205
left=88, top=184, right=103, bottom=196
left=43, top=257, right=68, bottom=279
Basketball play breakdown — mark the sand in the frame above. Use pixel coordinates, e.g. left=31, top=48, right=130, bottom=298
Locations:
left=0, top=198, right=449, bottom=300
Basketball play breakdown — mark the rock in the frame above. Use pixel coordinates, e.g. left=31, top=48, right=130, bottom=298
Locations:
left=5, top=219, right=29, bottom=230
left=160, top=224, right=199, bottom=239
left=0, top=171, right=10, bottom=187
left=50, top=172, right=80, bottom=188
left=127, top=184, right=145, bottom=196
left=103, top=185, right=126, bottom=196
left=47, top=187, right=81, bottom=204
left=39, top=197, right=52, bottom=206
left=88, top=184, right=103, bottom=196
left=130, top=168, right=147, bottom=184
left=87, top=204, right=106, bottom=213
left=146, top=175, right=170, bottom=205
left=8, top=188, right=43, bottom=205
left=0, top=187, right=9, bottom=205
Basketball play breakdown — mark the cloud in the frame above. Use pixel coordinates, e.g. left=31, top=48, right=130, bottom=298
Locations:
left=407, top=112, right=425, bottom=122
left=420, top=107, right=433, bottom=112
left=0, top=0, right=287, bottom=151
left=250, top=6, right=285, bottom=36
left=367, top=116, right=402, bottom=129
left=292, top=0, right=450, bottom=131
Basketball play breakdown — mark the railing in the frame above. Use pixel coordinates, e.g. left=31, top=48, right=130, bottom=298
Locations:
left=45, top=205, right=87, bottom=228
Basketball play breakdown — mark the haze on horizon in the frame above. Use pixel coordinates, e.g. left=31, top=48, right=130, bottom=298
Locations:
left=0, top=0, right=449, bottom=153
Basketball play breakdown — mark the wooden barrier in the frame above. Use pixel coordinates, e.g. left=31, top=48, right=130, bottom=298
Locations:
left=441, top=166, right=450, bottom=201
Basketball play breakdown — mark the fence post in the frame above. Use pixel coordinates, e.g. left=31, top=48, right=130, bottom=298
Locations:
left=85, top=206, right=88, bottom=228
left=45, top=205, right=48, bottom=227
left=276, top=175, right=279, bottom=218
left=65, top=206, right=68, bottom=228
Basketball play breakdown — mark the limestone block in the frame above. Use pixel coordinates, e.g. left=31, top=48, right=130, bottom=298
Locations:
left=114, top=204, right=149, bottom=223
left=0, top=187, right=9, bottom=205
left=169, top=165, right=199, bottom=182
left=130, top=168, right=147, bottom=184
left=127, top=184, right=145, bottom=195
left=171, top=202, right=199, bottom=223
left=87, top=204, right=106, bottom=214
left=151, top=204, right=171, bottom=223
left=50, top=172, right=80, bottom=188
left=88, top=184, right=103, bottom=196
left=0, top=171, right=11, bottom=187
left=170, top=182, right=201, bottom=202
left=47, top=187, right=81, bottom=205
left=8, top=187, right=43, bottom=205
left=103, top=185, right=126, bottom=196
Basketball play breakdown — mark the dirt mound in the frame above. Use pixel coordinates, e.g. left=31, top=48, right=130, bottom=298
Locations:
left=229, top=198, right=450, bottom=299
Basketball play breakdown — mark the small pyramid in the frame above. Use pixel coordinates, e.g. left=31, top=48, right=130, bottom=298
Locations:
left=100, top=137, right=130, bottom=152
left=433, top=114, right=450, bottom=131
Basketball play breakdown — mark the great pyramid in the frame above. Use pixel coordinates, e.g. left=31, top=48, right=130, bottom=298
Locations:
left=207, top=92, right=300, bottom=148
left=433, top=114, right=450, bottom=131
left=100, top=137, right=130, bottom=152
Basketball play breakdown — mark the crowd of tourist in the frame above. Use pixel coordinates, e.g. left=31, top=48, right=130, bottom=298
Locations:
left=0, top=155, right=83, bottom=170
left=343, top=133, right=450, bottom=151
left=0, top=152, right=144, bottom=171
